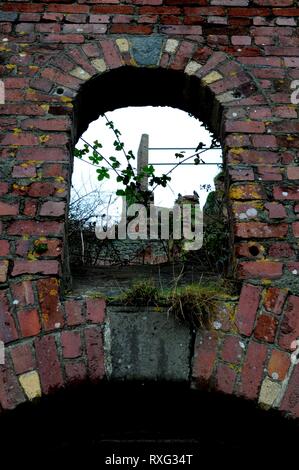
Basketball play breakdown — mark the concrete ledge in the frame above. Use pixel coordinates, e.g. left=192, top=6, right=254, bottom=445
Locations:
left=105, top=306, right=192, bottom=382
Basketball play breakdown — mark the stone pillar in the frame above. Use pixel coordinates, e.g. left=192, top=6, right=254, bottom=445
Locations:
left=137, top=133, right=149, bottom=192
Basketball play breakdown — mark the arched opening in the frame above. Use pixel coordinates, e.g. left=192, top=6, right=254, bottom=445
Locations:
left=68, top=66, right=233, bottom=301
left=0, top=381, right=298, bottom=465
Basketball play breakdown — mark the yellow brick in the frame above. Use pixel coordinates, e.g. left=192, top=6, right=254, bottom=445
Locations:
left=202, top=71, right=223, bottom=84
left=116, top=38, right=129, bottom=52
left=19, top=371, right=42, bottom=400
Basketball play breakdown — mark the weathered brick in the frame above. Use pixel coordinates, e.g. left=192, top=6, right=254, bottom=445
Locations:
left=11, top=281, right=35, bottom=307
left=86, top=298, right=105, bottom=324
left=239, top=341, right=268, bottom=400
left=18, top=309, right=41, bottom=338
left=10, top=343, right=36, bottom=375
left=263, top=287, right=288, bottom=314
left=193, top=331, right=218, bottom=386
left=0, top=240, right=10, bottom=257
left=40, top=201, right=66, bottom=217
left=254, top=314, right=278, bottom=343
left=64, top=360, right=87, bottom=384
left=236, top=284, right=261, bottom=336
left=85, top=327, right=105, bottom=381
left=0, top=202, right=19, bottom=216
left=64, top=300, right=85, bottom=326
left=61, top=331, right=82, bottom=359
left=0, top=366, right=25, bottom=410
left=12, top=260, right=59, bottom=277
left=278, top=296, right=299, bottom=351
left=269, top=243, right=295, bottom=259
left=37, top=278, right=64, bottom=331
left=235, top=222, right=288, bottom=238
left=215, top=363, right=237, bottom=395
left=8, top=221, right=63, bottom=237
left=221, top=335, right=243, bottom=363
left=0, top=291, right=18, bottom=344
left=237, top=261, right=283, bottom=279
left=268, top=349, right=290, bottom=381
left=265, top=203, right=287, bottom=219
left=35, top=335, right=64, bottom=394
left=280, top=365, right=299, bottom=417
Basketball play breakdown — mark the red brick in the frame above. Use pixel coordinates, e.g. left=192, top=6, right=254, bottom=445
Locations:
left=86, top=298, right=105, bottom=324
left=8, top=220, right=63, bottom=236
left=265, top=203, right=287, bottom=219
left=12, top=164, right=37, bottom=178
left=225, top=121, right=265, bottom=133
left=39, top=201, right=66, bottom=217
left=239, top=341, right=268, bottom=400
left=23, top=200, right=37, bottom=217
left=10, top=343, right=35, bottom=375
left=0, top=202, right=18, bottom=216
left=171, top=41, right=196, bottom=70
left=268, top=349, right=290, bottom=381
left=293, top=222, right=299, bottom=237
left=279, top=296, right=299, bottom=351
left=28, top=182, right=55, bottom=198
left=269, top=243, right=295, bottom=259
left=21, top=118, right=70, bottom=131
left=85, top=327, right=105, bottom=382
left=263, top=287, right=288, bottom=314
left=11, top=281, right=34, bottom=307
left=257, top=166, right=283, bottom=181
left=12, top=260, right=59, bottom=277
left=0, top=291, right=18, bottom=344
left=0, top=367, right=25, bottom=410
left=0, top=240, right=9, bottom=257
left=221, top=335, right=243, bottom=363
left=287, top=167, right=299, bottom=180
left=192, top=331, right=218, bottom=386
left=274, top=187, right=299, bottom=201
left=0, top=183, right=8, bottom=196
left=17, top=147, right=68, bottom=162
left=64, top=361, right=87, bottom=384
left=254, top=314, right=278, bottom=343
left=110, top=24, right=153, bottom=34
left=42, top=33, right=85, bottom=43
left=65, top=300, right=85, bottom=326
left=100, top=39, right=122, bottom=69
left=236, top=284, right=261, bottom=337
left=280, top=365, right=299, bottom=418
left=238, top=261, right=283, bottom=279
left=235, top=222, right=288, bottom=238
left=215, top=363, right=236, bottom=395
left=37, top=278, right=64, bottom=331
left=15, top=240, right=30, bottom=258
left=18, top=308, right=41, bottom=338
left=35, top=335, right=64, bottom=394
left=61, top=331, right=82, bottom=359
left=0, top=104, right=45, bottom=116
left=34, top=239, right=62, bottom=258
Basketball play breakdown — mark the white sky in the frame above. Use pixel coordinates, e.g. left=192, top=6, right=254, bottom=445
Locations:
left=72, top=106, right=222, bottom=220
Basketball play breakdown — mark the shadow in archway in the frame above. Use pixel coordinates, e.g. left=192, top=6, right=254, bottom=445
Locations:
left=0, top=381, right=298, bottom=466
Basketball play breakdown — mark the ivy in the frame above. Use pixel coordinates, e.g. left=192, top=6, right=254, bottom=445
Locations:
left=74, top=113, right=221, bottom=207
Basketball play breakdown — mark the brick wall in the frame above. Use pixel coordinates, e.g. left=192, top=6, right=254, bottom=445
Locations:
left=1, top=0, right=299, bottom=418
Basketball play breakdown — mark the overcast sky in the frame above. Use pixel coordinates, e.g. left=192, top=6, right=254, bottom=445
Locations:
left=72, top=106, right=222, bottom=220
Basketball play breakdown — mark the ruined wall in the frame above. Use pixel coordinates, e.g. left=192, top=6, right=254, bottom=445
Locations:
left=1, top=0, right=299, bottom=417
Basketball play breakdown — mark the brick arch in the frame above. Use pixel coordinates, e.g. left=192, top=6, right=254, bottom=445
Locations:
left=1, top=10, right=299, bottom=421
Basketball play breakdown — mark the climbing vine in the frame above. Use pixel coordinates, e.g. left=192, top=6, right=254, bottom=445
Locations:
left=74, top=114, right=221, bottom=207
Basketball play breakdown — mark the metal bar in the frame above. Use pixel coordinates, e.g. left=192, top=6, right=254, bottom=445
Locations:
left=150, top=162, right=221, bottom=165
left=148, top=147, right=221, bottom=150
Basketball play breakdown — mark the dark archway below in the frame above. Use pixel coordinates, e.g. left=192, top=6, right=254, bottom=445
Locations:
left=1, top=381, right=297, bottom=466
